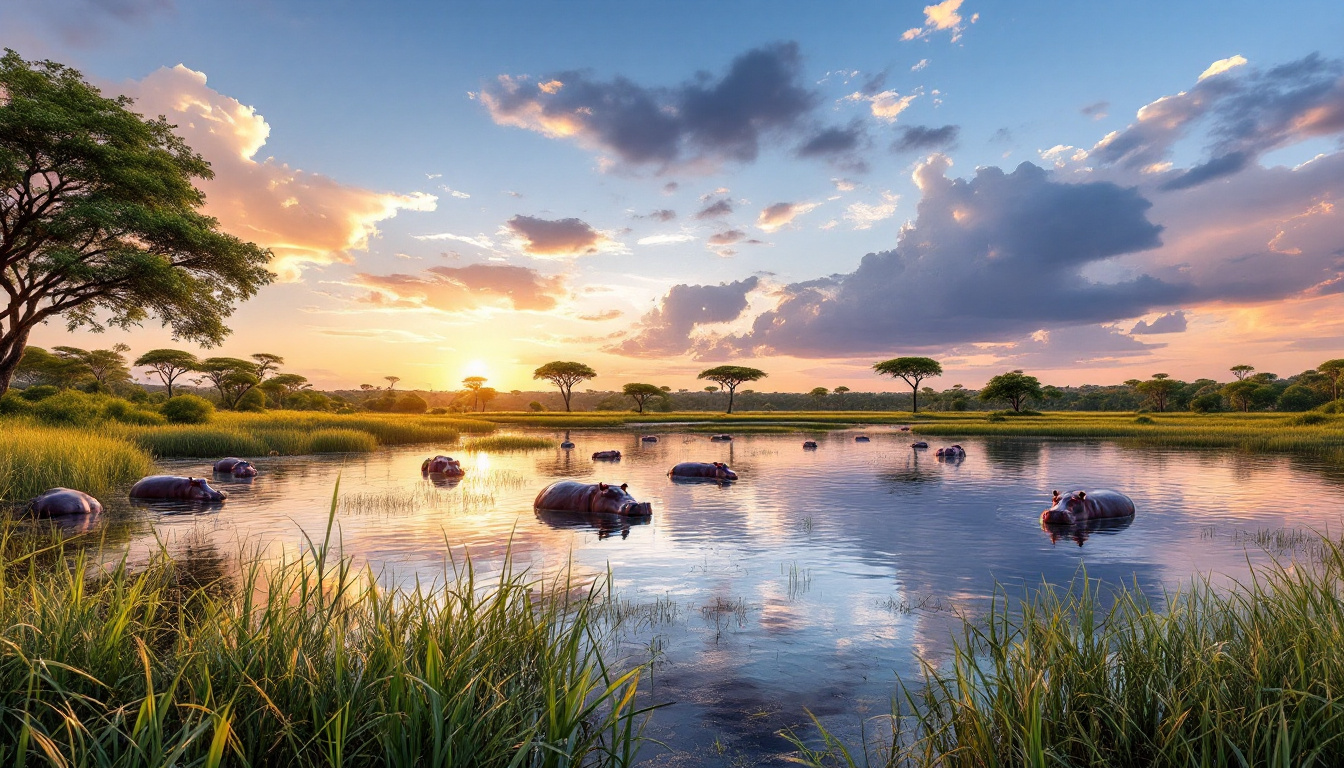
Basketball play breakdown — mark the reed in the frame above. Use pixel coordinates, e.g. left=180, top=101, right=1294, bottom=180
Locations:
left=463, top=435, right=557, bottom=451
left=0, top=494, right=653, bottom=767
left=787, top=536, right=1344, bottom=767
left=0, top=424, right=156, bottom=502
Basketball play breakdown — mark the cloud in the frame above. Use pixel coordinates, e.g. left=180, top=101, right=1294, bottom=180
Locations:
left=892, top=124, right=960, bottom=153
left=832, top=178, right=858, bottom=192
left=902, top=0, right=978, bottom=42
left=481, top=42, right=825, bottom=173
left=637, top=233, right=696, bottom=245
left=349, top=263, right=566, bottom=313
left=1091, top=53, right=1344, bottom=190
left=707, top=230, right=746, bottom=246
left=843, top=191, right=900, bottom=229
left=968, top=324, right=1166, bottom=369
left=912, top=59, right=930, bottom=72
left=612, top=277, right=760, bottom=356
left=577, top=309, right=623, bottom=321
left=1130, top=310, right=1188, bottom=334
left=757, top=201, right=821, bottom=231
left=439, top=185, right=471, bottom=198
left=502, top=215, right=616, bottom=258
left=639, top=209, right=677, bottom=221
left=16, top=0, right=174, bottom=46
left=695, top=198, right=734, bottom=219
left=413, top=231, right=496, bottom=251
left=1081, top=101, right=1109, bottom=120
left=846, top=89, right=919, bottom=122
left=621, top=157, right=1174, bottom=358
left=1199, top=55, right=1248, bottom=81
left=122, top=65, right=436, bottom=281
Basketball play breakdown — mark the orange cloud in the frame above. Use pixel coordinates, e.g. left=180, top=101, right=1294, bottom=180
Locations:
left=123, top=65, right=436, bottom=281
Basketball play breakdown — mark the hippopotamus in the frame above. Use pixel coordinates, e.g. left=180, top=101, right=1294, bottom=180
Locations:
left=709, top=434, right=732, bottom=442
left=130, top=476, right=227, bottom=502
left=214, top=457, right=257, bottom=477
left=534, top=480, right=652, bottom=517
left=935, top=445, right=966, bottom=458
left=911, top=441, right=929, bottom=449
left=560, top=439, right=575, bottom=449
left=669, top=461, right=738, bottom=481
left=421, top=455, right=465, bottom=476
left=592, top=450, right=621, bottom=460
left=28, top=488, right=103, bottom=517
left=641, top=435, right=659, bottom=443
left=1041, top=489, right=1135, bottom=526
left=899, top=426, right=911, bottom=432
left=802, top=440, right=818, bottom=449
left=855, top=435, right=870, bottom=442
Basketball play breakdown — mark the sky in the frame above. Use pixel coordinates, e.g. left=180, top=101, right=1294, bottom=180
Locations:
left=4, top=0, right=1344, bottom=393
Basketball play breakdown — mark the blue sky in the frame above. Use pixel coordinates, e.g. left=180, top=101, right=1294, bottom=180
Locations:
left=5, top=0, right=1344, bottom=391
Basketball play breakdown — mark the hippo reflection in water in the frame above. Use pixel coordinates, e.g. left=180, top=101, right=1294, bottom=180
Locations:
left=29, top=488, right=103, bottom=517
left=668, top=461, right=738, bottom=481
left=535, top=480, right=652, bottom=517
left=1041, top=489, right=1135, bottom=526
left=911, top=441, right=929, bottom=449
left=1042, top=514, right=1135, bottom=547
left=935, top=445, right=966, bottom=458
left=854, top=435, right=870, bottom=442
left=421, top=455, right=465, bottom=476
left=213, top=457, right=257, bottom=477
left=592, top=450, right=622, bottom=460
left=534, top=507, right=650, bottom=540
left=641, top=435, right=659, bottom=443
left=802, top=440, right=818, bottom=449
left=709, top=434, right=732, bottom=442
left=130, top=476, right=227, bottom=502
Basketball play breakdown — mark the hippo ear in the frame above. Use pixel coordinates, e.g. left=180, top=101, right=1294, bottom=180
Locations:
left=1077, top=491, right=1087, bottom=500
left=598, top=482, right=608, bottom=490
left=620, top=483, right=628, bottom=491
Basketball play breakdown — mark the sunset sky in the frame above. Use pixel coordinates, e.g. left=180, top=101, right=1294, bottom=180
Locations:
left=4, top=0, right=1343, bottom=392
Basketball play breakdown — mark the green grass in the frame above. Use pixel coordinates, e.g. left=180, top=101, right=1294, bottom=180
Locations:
left=0, top=424, right=156, bottom=502
left=0, top=493, right=652, bottom=767
left=463, top=435, right=558, bottom=451
left=788, top=534, right=1344, bottom=767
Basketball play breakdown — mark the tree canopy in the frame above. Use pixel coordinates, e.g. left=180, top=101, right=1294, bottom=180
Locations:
left=462, top=375, right=487, bottom=411
left=193, top=357, right=259, bottom=409
left=0, top=50, right=273, bottom=395
left=533, top=361, right=596, bottom=412
left=134, top=348, right=198, bottom=397
left=621, top=382, right=666, bottom=414
left=1319, top=359, right=1344, bottom=400
left=873, top=357, right=942, bottom=413
left=979, top=369, right=1043, bottom=412
left=697, top=365, right=767, bottom=414
left=1135, top=373, right=1182, bottom=412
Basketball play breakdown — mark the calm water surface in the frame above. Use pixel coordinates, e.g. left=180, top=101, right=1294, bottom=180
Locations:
left=95, top=428, right=1344, bottom=765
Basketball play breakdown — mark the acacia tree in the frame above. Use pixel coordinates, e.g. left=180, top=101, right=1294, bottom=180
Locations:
left=0, top=51, right=272, bottom=396
left=1135, top=373, right=1182, bottom=412
left=259, top=372, right=308, bottom=408
left=873, top=357, right=942, bottom=413
left=697, top=365, right=767, bottom=414
left=1230, top=364, right=1255, bottom=380
left=14, top=345, right=90, bottom=388
left=384, top=376, right=400, bottom=390
left=808, top=387, right=829, bottom=406
left=979, top=369, right=1044, bottom=412
left=462, top=376, right=487, bottom=411
left=52, top=343, right=131, bottom=389
left=194, top=357, right=260, bottom=409
left=1319, top=359, right=1344, bottom=400
left=251, top=353, right=284, bottom=380
left=1222, top=380, right=1260, bottom=412
left=622, top=382, right=665, bottom=414
left=135, top=348, right=198, bottom=397
left=533, top=361, right=595, bottom=412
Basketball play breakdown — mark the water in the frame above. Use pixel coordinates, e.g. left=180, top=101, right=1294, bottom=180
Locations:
left=92, top=428, right=1344, bottom=765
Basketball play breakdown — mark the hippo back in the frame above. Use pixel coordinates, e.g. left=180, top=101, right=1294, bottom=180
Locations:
left=30, top=488, right=103, bottom=516
left=1085, top=489, right=1136, bottom=518
left=214, top=457, right=245, bottom=473
left=535, top=480, right=596, bottom=511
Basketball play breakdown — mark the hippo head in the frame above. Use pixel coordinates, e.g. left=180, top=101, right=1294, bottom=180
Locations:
left=712, top=462, right=738, bottom=480
left=594, top=483, right=652, bottom=516
left=187, top=477, right=227, bottom=502
left=232, top=461, right=257, bottom=478
left=1041, top=490, right=1085, bottom=525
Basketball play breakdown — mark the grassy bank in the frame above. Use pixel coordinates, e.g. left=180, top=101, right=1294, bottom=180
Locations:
left=463, top=434, right=558, bottom=451
left=0, top=425, right=156, bottom=502
left=0, top=502, right=651, bottom=767
left=788, top=537, right=1344, bottom=767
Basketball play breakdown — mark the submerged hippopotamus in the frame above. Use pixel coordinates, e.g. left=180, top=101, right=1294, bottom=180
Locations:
left=802, top=440, right=818, bottom=449
left=911, top=441, right=929, bottom=449
left=709, top=434, right=732, bottom=442
left=560, top=439, right=575, bottom=449
left=935, top=445, right=966, bottom=458
left=1041, top=489, right=1136, bottom=525
left=592, top=450, right=622, bottom=460
left=213, top=457, right=257, bottom=477
left=669, top=461, right=738, bottom=481
left=899, top=426, right=911, bottom=432
left=421, top=455, right=465, bottom=476
left=29, top=488, right=103, bottom=517
left=534, top=480, right=652, bottom=517
left=130, top=476, right=227, bottom=502
left=854, top=435, right=870, bottom=442
left=641, top=435, right=659, bottom=443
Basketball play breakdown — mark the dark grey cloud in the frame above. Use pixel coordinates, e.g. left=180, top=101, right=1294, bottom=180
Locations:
left=638, top=209, right=677, bottom=222
left=1094, top=53, right=1344, bottom=188
left=795, top=120, right=870, bottom=172
left=352, top=264, right=566, bottom=313
left=1130, top=310, right=1188, bottom=334
left=482, top=42, right=827, bottom=172
left=504, top=215, right=609, bottom=257
left=613, top=277, right=760, bottom=356
left=891, top=124, right=960, bottom=153
left=694, top=198, right=734, bottom=219
left=1081, top=101, right=1109, bottom=120
left=619, top=159, right=1181, bottom=358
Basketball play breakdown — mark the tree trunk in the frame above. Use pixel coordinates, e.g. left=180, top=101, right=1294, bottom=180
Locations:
left=0, top=326, right=33, bottom=397
left=726, top=385, right=735, bottom=414
left=911, top=385, right=918, bottom=414
left=562, top=386, right=572, bottom=412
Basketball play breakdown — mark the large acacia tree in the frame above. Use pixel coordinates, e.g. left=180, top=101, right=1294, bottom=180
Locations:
left=0, top=51, right=272, bottom=395
left=533, top=361, right=595, bottom=412
left=697, top=365, right=766, bottom=414
left=873, top=357, right=942, bottom=413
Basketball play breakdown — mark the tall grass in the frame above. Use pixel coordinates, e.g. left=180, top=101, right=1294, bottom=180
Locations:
left=788, top=539, right=1344, bottom=767
left=0, top=425, right=155, bottom=502
left=463, top=435, right=557, bottom=451
left=0, top=493, right=653, bottom=766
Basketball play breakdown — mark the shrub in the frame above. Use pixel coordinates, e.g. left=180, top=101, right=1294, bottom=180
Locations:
left=33, top=390, right=101, bottom=427
left=364, top=394, right=396, bottom=412
left=986, top=413, right=1006, bottom=423
left=1189, top=392, right=1224, bottom=413
left=1134, top=415, right=1155, bottom=424
left=391, top=393, right=428, bottom=414
left=1278, top=384, right=1327, bottom=412
left=236, top=388, right=267, bottom=412
left=1320, top=400, right=1344, bottom=414
left=429, top=407, right=449, bottom=415
left=162, top=394, right=214, bottom=424
left=529, top=401, right=545, bottom=411
left=1289, top=412, right=1330, bottom=426
left=19, top=384, right=59, bottom=402
left=335, top=406, right=356, bottom=415
left=102, top=398, right=166, bottom=426
left=0, top=392, right=34, bottom=416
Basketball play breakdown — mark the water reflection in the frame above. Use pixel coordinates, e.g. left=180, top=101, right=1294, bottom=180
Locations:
left=1042, top=515, right=1136, bottom=547
left=534, top=508, right=651, bottom=540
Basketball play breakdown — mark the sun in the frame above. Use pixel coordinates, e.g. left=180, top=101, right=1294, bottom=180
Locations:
left=461, top=359, right=491, bottom=381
